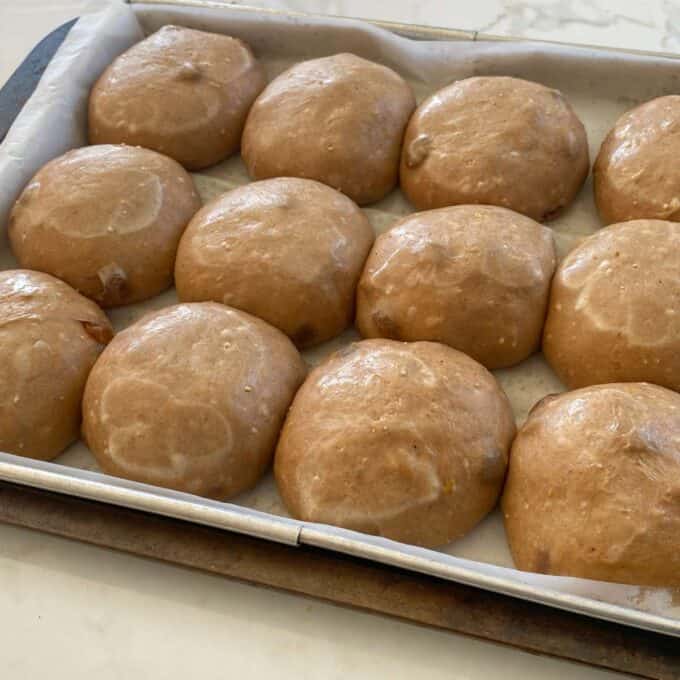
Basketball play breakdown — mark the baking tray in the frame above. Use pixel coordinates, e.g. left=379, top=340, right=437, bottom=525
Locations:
left=1, top=0, right=680, bottom=640
left=4, top=482, right=679, bottom=679
left=3, top=481, right=680, bottom=679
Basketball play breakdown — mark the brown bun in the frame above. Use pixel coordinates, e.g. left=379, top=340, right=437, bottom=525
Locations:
left=9, top=145, right=201, bottom=307
left=543, top=219, right=680, bottom=390
left=88, top=25, right=266, bottom=170
left=502, top=383, right=680, bottom=586
left=82, top=303, right=305, bottom=499
left=241, top=53, right=416, bottom=205
left=275, top=339, right=515, bottom=547
left=175, top=178, right=374, bottom=348
left=0, top=270, right=112, bottom=461
left=594, top=96, right=680, bottom=224
left=400, top=77, right=589, bottom=220
left=356, top=205, right=556, bottom=369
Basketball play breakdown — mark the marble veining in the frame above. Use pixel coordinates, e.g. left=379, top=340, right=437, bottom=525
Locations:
left=224, top=0, right=680, bottom=53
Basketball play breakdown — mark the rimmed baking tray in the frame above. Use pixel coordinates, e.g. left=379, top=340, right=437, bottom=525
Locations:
left=1, top=0, right=680, bottom=639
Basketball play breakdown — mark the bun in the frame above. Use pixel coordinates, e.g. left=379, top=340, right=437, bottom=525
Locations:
left=275, top=339, right=515, bottom=547
left=89, top=25, right=266, bottom=170
left=400, top=76, right=589, bottom=220
left=0, top=270, right=112, bottom=460
left=242, top=53, right=415, bottom=204
left=83, top=303, right=306, bottom=498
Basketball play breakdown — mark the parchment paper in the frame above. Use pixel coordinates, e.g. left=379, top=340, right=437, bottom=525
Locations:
left=2, top=0, right=680, bottom=624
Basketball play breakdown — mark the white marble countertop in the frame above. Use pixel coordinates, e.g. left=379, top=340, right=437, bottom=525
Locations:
left=1, top=1, right=675, bottom=678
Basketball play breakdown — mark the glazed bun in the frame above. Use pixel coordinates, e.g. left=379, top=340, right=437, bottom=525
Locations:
left=275, top=339, right=515, bottom=548
left=595, top=96, right=680, bottom=224
left=176, top=178, right=374, bottom=347
left=400, top=76, right=589, bottom=220
left=242, top=53, right=415, bottom=205
left=0, top=270, right=112, bottom=460
left=357, top=205, right=556, bottom=368
left=543, top=219, right=680, bottom=390
left=9, top=145, right=201, bottom=307
left=89, top=25, right=266, bottom=170
left=83, top=303, right=306, bottom=498
left=503, top=383, right=680, bottom=586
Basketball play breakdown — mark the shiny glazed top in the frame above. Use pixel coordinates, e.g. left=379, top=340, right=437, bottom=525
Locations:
left=543, top=219, right=680, bottom=390
left=357, top=205, right=556, bottom=368
left=400, top=76, right=589, bottom=220
left=242, top=53, right=416, bottom=205
left=503, top=382, right=680, bottom=586
left=594, top=95, right=680, bottom=224
left=175, top=177, right=374, bottom=347
left=82, top=303, right=306, bottom=499
left=275, top=339, right=515, bottom=548
left=0, top=270, right=112, bottom=460
left=89, top=25, right=266, bottom=169
left=9, top=144, right=201, bottom=307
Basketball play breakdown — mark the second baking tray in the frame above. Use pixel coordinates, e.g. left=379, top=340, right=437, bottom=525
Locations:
left=1, top=0, right=680, bottom=637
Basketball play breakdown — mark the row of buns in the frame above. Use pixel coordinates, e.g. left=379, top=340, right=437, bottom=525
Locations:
left=3, top=271, right=679, bottom=587
left=11, top=142, right=680, bottom=391
left=87, top=25, right=680, bottom=226
left=3, top=25, right=680, bottom=588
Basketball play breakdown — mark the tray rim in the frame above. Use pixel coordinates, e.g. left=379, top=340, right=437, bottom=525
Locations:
left=2, top=0, right=680, bottom=640
left=2, top=451, right=679, bottom=638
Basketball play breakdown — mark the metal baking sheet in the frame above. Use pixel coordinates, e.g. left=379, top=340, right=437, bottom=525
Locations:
left=1, top=0, right=680, bottom=637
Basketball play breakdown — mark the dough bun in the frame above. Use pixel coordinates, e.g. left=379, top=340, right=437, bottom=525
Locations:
left=83, top=303, right=306, bottom=499
left=543, top=219, right=680, bottom=390
left=242, top=53, right=416, bottom=205
left=9, top=144, right=201, bottom=307
left=357, top=205, right=556, bottom=369
left=0, top=270, right=112, bottom=461
left=503, top=383, right=680, bottom=586
left=89, top=25, right=266, bottom=170
left=275, top=339, right=515, bottom=547
left=176, top=177, right=374, bottom=347
left=400, top=76, right=589, bottom=220
left=594, top=95, right=680, bottom=224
